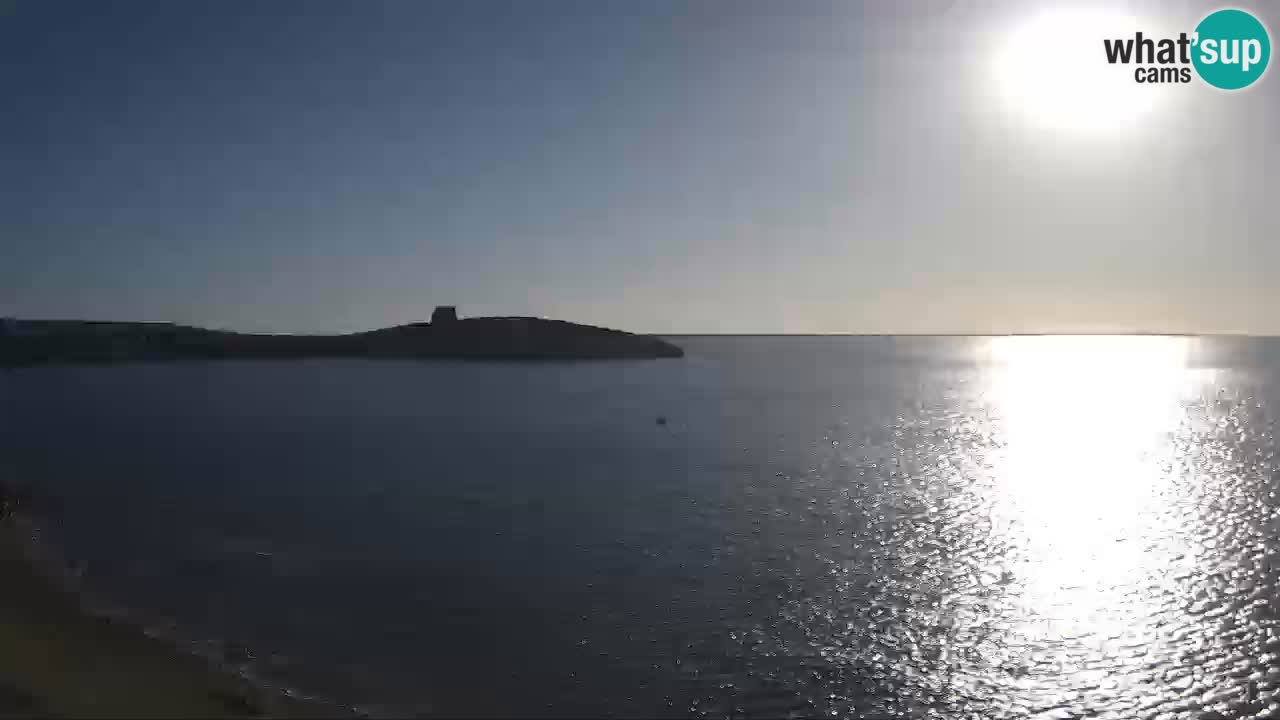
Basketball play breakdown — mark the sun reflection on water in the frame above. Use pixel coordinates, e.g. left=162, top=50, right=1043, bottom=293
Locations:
left=688, top=336, right=1279, bottom=718
left=983, top=336, right=1210, bottom=705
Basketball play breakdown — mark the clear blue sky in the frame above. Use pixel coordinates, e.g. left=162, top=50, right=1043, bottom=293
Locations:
left=3, top=0, right=1278, bottom=334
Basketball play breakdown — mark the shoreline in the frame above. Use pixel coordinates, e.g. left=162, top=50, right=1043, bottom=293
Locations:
left=0, top=506, right=351, bottom=718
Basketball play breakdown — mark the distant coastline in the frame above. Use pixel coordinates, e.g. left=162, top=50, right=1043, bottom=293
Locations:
left=0, top=308, right=684, bottom=366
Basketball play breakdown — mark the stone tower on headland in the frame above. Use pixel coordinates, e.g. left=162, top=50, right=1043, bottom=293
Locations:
left=431, top=306, right=458, bottom=325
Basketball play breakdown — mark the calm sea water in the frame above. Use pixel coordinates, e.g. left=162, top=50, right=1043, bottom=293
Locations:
left=5, top=336, right=1280, bottom=717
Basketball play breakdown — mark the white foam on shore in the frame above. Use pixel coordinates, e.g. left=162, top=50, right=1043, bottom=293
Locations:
left=1, top=507, right=364, bottom=718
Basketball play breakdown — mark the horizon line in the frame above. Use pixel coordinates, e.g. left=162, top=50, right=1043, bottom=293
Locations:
left=660, top=331, right=1233, bottom=337
left=7, top=318, right=1280, bottom=340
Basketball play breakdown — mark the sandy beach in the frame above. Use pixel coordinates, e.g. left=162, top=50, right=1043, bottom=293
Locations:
left=0, top=510, right=337, bottom=718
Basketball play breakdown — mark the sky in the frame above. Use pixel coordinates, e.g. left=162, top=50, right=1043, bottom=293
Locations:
left=3, top=0, right=1278, bottom=335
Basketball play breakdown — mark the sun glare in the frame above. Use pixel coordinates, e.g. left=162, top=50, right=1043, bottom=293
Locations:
left=984, top=336, right=1198, bottom=643
left=992, top=8, right=1170, bottom=135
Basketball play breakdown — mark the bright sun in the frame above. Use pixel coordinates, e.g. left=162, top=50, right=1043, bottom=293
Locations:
left=992, top=7, right=1169, bottom=134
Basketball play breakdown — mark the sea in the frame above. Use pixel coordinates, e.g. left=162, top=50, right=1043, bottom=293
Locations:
left=5, top=335, right=1280, bottom=718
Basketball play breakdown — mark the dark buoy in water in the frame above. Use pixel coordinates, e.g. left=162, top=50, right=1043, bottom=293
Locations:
left=655, top=416, right=667, bottom=426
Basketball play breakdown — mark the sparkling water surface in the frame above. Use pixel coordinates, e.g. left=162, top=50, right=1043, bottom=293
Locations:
left=5, top=336, right=1280, bottom=718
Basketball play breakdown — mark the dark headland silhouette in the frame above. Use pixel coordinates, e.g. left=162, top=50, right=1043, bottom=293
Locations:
left=0, top=308, right=684, bottom=366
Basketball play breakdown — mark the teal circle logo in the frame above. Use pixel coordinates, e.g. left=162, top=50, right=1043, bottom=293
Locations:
left=1192, top=8, right=1270, bottom=90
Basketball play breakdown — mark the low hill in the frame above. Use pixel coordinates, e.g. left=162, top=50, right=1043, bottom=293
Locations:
left=0, top=316, right=684, bottom=366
